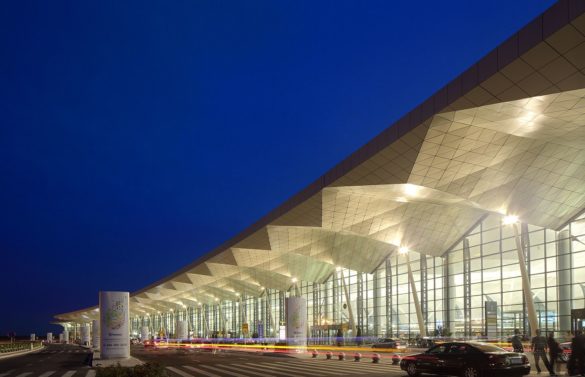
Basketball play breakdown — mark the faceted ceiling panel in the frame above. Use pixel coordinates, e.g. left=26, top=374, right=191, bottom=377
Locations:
left=323, top=185, right=486, bottom=256
left=413, top=88, right=585, bottom=229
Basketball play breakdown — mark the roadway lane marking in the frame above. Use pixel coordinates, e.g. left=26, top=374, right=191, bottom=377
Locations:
left=85, top=370, right=96, bottom=377
left=248, top=363, right=318, bottom=376
left=199, top=365, right=250, bottom=377
left=166, top=366, right=195, bottom=377
left=242, top=363, right=303, bottom=377
left=294, top=358, right=400, bottom=370
left=291, top=360, right=397, bottom=374
left=0, top=370, right=14, bottom=377
left=270, top=361, right=340, bottom=375
left=61, top=371, right=76, bottom=377
left=221, top=364, right=275, bottom=377
left=182, top=365, right=220, bottom=377
left=39, top=372, right=56, bottom=377
left=14, top=373, right=32, bottom=377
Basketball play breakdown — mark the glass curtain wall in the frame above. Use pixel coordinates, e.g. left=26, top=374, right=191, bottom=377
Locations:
left=129, top=213, right=585, bottom=343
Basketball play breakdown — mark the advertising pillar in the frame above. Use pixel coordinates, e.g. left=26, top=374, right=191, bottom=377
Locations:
left=176, top=320, right=188, bottom=340
left=140, top=326, right=150, bottom=341
left=63, top=330, right=69, bottom=344
left=46, top=332, right=53, bottom=343
left=80, top=324, right=91, bottom=346
left=92, top=319, right=100, bottom=349
left=99, top=291, right=130, bottom=359
left=285, top=297, right=307, bottom=347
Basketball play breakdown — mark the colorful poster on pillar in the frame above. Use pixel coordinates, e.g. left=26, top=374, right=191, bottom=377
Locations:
left=99, top=291, right=130, bottom=359
left=286, top=297, right=307, bottom=346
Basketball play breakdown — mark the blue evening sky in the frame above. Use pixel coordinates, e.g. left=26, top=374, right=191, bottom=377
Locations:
left=0, top=0, right=556, bottom=334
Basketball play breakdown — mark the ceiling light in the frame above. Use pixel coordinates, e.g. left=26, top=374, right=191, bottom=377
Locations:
left=503, top=215, right=519, bottom=225
left=399, top=246, right=409, bottom=255
left=404, top=184, right=419, bottom=196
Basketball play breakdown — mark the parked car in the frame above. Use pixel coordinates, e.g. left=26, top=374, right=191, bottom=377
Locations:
left=400, top=341, right=530, bottom=377
left=371, top=338, right=400, bottom=349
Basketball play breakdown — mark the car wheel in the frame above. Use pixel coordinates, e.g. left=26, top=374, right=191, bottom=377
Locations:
left=461, top=366, right=481, bottom=377
left=406, top=362, right=420, bottom=377
left=559, top=353, right=569, bottom=363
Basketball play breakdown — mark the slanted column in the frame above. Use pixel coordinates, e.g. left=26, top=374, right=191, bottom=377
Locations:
left=558, top=229, right=572, bottom=333
left=420, top=256, right=428, bottom=334
left=373, top=269, right=381, bottom=337
left=511, top=222, right=538, bottom=337
left=463, top=239, right=472, bottom=336
left=403, top=250, right=426, bottom=337
left=385, top=258, right=393, bottom=336
left=339, top=269, right=357, bottom=335
left=443, top=254, right=451, bottom=335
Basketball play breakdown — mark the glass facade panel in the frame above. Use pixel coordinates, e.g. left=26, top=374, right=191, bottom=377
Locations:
left=129, top=213, right=585, bottom=343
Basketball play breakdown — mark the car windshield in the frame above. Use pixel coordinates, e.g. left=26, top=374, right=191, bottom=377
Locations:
left=470, top=343, right=506, bottom=352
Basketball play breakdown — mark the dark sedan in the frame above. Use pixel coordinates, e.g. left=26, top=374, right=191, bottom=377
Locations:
left=371, top=338, right=400, bottom=349
left=400, top=341, right=530, bottom=377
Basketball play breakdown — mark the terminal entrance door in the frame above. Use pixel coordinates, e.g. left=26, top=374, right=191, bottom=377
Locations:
left=571, top=309, right=585, bottom=333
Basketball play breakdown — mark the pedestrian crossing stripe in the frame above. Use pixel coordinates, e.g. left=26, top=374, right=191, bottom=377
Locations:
left=183, top=365, right=220, bottom=377
left=219, top=364, right=268, bottom=377
left=162, top=359, right=403, bottom=377
left=246, top=362, right=327, bottom=376
left=200, top=365, right=249, bottom=377
left=166, top=366, right=201, bottom=377
left=230, top=363, right=291, bottom=376
left=269, top=362, right=340, bottom=375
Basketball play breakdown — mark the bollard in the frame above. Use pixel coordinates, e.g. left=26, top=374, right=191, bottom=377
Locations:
left=392, top=354, right=401, bottom=365
left=326, top=351, right=333, bottom=360
left=372, top=353, right=381, bottom=363
left=338, top=352, right=345, bottom=361
left=312, top=349, right=319, bottom=358
left=354, top=352, right=361, bottom=361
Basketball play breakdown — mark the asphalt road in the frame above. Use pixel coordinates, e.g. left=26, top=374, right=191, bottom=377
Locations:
left=0, top=344, right=93, bottom=377
left=133, top=346, right=410, bottom=377
left=0, top=343, right=566, bottom=377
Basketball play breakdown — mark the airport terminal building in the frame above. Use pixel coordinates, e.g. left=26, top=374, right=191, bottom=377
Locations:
left=55, top=1, right=585, bottom=344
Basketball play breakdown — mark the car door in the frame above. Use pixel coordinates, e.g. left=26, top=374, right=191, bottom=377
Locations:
left=416, top=344, right=449, bottom=374
left=442, top=343, right=469, bottom=375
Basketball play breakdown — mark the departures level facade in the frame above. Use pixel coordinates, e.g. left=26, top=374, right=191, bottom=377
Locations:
left=55, top=1, right=585, bottom=343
